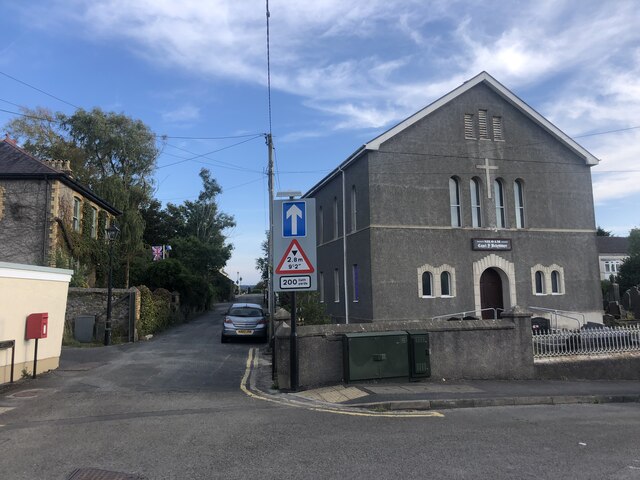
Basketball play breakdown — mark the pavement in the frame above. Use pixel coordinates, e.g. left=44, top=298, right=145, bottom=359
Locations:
left=247, top=347, right=640, bottom=413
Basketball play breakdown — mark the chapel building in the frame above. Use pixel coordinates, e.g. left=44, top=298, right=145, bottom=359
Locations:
left=306, top=72, right=602, bottom=327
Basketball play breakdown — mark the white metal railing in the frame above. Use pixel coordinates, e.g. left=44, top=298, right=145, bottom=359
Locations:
left=529, top=307, right=584, bottom=329
left=432, top=308, right=504, bottom=321
left=532, top=324, right=640, bottom=358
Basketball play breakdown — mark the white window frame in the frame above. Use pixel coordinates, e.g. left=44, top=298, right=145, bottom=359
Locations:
left=420, top=271, right=433, bottom=298
left=470, top=177, right=482, bottom=228
left=417, top=264, right=456, bottom=298
left=449, top=177, right=461, bottom=227
left=531, top=264, right=565, bottom=296
left=514, top=179, right=525, bottom=228
left=494, top=179, right=506, bottom=228
left=72, top=197, right=81, bottom=232
left=90, top=206, right=98, bottom=238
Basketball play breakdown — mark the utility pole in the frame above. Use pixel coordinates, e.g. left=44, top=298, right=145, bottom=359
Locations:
left=267, top=134, right=275, bottom=348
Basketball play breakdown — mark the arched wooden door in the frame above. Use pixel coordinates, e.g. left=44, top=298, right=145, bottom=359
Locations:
left=480, top=268, right=503, bottom=319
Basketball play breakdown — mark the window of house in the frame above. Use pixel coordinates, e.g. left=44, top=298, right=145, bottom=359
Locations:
left=492, top=116, right=503, bottom=141
left=350, top=185, right=357, bottom=232
left=478, top=110, right=488, bottom=139
left=464, top=113, right=475, bottom=139
left=334, top=268, right=340, bottom=303
left=73, top=197, right=81, bottom=231
left=514, top=179, right=525, bottom=228
left=318, top=206, right=323, bottom=244
left=441, top=271, right=451, bottom=296
left=535, top=270, right=545, bottom=294
left=470, top=177, right=482, bottom=227
left=494, top=179, right=506, bottom=228
left=90, top=207, right=98, bottom=238
left=319, top=272, right=324, bottom=302
left=352, top=264, right=359, bottom=302
left=551, top=270, right=561, bottom=294
left=449, top=177, right=461, bottom=227
left=604, top=261, right=621, bottom=273
left=333, top=197, right=339, bottom=239
left=421, top=272, right=433, bottom=297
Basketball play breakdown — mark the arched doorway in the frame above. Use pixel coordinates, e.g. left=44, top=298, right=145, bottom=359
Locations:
left=480, top=268, right=503, bottom=319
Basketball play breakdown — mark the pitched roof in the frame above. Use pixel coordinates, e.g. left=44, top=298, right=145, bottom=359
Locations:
left=0, top=140, right=60, bottom=175
left=0, top=139, right=121, bottom=215
left=596, top=236, right=629, bottom=255
left=306, top=71, right=599, bottom=197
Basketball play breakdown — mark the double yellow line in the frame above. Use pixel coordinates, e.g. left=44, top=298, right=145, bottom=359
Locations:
left=241, top=348, right=444, bottom=418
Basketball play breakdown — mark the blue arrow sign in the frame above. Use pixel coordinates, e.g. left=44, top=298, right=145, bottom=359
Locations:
left=283, top=201, right=306, bottom=237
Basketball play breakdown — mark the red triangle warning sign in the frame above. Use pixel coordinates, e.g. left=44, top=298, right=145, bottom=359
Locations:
left=275, top=239, right=315, bottom=274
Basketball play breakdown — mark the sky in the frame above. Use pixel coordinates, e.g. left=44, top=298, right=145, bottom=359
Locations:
left=1, top=0, right=639, bottom=284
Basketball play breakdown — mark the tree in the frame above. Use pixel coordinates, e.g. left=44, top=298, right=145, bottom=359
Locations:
left=4, top=107, right=160, bottom=287
left=618, top=228, right=640, bottom=293
left=255, top=231, right=270, bottom=282
left=597, top=226, right=612, bottom=237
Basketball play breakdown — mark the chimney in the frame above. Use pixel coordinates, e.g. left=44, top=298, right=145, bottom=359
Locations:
left=3, top=133, right=17, bottom=146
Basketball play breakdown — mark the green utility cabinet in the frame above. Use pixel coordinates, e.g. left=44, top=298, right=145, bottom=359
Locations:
left=343, top=331, right=409, bottom=382
left=407, top=331, right=431, bottom=379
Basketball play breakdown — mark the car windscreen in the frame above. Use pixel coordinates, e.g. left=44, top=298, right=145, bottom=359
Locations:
left=229, top=308, right=262, bottom=317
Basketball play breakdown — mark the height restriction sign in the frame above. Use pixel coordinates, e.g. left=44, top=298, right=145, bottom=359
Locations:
left=273, top=198, right=317, bottom=292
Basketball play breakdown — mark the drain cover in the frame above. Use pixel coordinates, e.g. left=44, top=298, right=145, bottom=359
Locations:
left=67, top=468, right=145, bottom=479
left=9, top=389, right=41, bottom=398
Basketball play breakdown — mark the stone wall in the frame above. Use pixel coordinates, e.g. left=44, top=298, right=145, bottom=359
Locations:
left=65, top=287, right=140, bottom=342
left=535, top=353, right=640, bottom=380
left=275, top=308, right=534, bottom=390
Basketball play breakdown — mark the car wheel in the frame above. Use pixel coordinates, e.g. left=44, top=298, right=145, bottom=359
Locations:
left=221, top=334, right=228, bottom=343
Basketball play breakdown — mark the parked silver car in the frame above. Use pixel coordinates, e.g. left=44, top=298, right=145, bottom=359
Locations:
left=221, top=303, right=268, bottom=343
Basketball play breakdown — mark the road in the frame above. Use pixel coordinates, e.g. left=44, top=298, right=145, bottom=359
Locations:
left=1, top=294, right=639, bottom=480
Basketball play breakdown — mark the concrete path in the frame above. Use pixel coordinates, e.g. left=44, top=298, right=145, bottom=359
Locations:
left=248, top=348, right=640, bottom=412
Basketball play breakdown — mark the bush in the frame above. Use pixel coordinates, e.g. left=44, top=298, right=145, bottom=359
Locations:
left=138, top=285, right=176, bottom=336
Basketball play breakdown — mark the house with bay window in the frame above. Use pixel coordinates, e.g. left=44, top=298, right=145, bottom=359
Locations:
left=306, top=72, right=602, bottom=327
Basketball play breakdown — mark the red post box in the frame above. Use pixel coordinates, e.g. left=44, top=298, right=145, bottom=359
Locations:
left=26, top=313, right=48, bottom=340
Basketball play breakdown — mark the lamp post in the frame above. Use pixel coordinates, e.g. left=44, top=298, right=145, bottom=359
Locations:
left=104, top=223, right=120, bottom=346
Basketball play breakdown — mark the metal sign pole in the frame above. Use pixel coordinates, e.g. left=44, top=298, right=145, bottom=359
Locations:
left=290, top=292, right=298, bottom=390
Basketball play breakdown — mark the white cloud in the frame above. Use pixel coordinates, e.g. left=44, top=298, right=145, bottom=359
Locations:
left=23, top=0, right=640, bottom=143
left=161, top=104, right=200, bottom=123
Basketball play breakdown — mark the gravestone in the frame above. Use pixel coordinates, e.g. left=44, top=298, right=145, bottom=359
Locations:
left=629, top=286, right=640, bottom=318
left=607, top=302, right=623, bottom=319
left=622, top=290, right=631, bottom=311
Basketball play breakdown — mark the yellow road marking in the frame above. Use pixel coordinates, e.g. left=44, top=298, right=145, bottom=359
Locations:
left=240, top=348, right=443, bottom=418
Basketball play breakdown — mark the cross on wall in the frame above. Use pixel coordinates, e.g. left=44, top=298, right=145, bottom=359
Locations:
left=476, top=158, right=498, bottom=198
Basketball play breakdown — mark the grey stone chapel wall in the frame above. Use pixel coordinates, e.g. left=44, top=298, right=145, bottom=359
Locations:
left=275, top=311, right=535, bottom=390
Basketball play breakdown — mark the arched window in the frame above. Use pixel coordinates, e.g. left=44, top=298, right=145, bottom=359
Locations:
left=535, top=270, right=545, bottom=294
left=551, top=271, right=560, bottom=294
left=514, top=179, right=525, bottom=228
left=441, top=271, right=451, bottom=296
left=494, top=179, right=506, bottom=228
left=470, top=178, right=482, bottom=227
left=421, top=272, right=433, bottom=297
left=449, top=177, right=461, bottom=227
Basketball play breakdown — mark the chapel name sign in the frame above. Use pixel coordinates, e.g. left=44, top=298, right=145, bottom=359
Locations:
left=471, top=238, right=512, bottom=251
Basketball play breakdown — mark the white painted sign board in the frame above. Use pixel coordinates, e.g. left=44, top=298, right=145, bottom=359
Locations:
left=273, top=199, right=317, bottom=292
